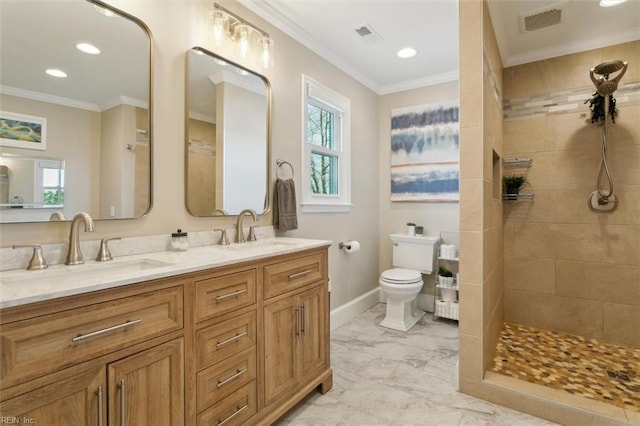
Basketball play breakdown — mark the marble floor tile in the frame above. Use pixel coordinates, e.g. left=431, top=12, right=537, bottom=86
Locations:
left=278, top=304, right=556, bottom=426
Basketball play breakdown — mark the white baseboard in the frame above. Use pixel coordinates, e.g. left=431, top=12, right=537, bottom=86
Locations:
left=418, top=293, right=435, bottom=313
left=330, top=288, right=380, bottom=331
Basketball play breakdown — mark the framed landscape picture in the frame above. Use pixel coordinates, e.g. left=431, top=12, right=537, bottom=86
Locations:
left=0, top=111, right=47, bottom=151
left=390, top=100, right=459, bottom=202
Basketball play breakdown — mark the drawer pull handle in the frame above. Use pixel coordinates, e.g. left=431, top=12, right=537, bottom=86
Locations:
left=288, top=269, right=312, bottom=280
left=71, top=319, right=142, bottom=343
left=300, top=304, right=306, bottom=336
left=216, top=331, right=248, bottom=348
left=218, top=404, right=248, bottom=426
left=217, top=368, right=248, bottom=388
left=96, top=385, right=104, bottom=426
left=216, top=289, right=247, bottom=302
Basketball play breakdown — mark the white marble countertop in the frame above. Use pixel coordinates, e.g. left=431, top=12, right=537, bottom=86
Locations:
left=0, top=237, right=331, bottom=309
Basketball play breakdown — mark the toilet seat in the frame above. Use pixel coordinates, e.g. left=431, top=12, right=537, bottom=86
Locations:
left=380, top=268, right=422, bottom=284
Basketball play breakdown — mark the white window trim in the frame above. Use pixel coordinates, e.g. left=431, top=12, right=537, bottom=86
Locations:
left=301, top=75, right=352, bottom=213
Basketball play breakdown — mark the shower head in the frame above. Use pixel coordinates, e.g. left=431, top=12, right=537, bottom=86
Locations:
left=593, top=60, right=625, bottom=76
left=590, top=60, right=628, bottom=96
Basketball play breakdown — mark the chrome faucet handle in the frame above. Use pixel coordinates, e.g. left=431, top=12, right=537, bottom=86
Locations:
left=214, top=228, right=230, bottom=245
left=13, top=244, right=48, bottom=270
left=248, top=225, right=258, bottom=242
left=95, top=237, right=121, bottom=262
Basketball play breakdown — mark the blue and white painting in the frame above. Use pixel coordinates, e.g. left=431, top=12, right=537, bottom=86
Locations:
left=390, top=100, right=459, bottom=202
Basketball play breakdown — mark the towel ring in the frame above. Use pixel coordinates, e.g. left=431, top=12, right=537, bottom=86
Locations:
left=276, top=159, right=294, bottom=179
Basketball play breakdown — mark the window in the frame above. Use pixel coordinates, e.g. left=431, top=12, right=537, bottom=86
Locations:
left=302, top=75, right=351, bottom=213
left=36, top=160, right=64, bottom=206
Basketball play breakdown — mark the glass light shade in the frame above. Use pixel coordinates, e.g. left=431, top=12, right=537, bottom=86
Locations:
left=234, top=24, right=251, bottom=58
left=258, top=36, right=273, bottom=69
left=210, top=10, right=228, bottom=47
left=599, top=0, right=628, bottom=6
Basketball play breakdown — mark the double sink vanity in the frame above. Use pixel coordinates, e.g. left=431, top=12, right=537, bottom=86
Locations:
left=0, top=237, right=333, bottom=425
left=0, top=0, right=333, bottom=424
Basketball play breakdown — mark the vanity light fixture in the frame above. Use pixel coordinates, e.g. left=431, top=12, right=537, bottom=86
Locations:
left=397, top=47, right=417, bottom=59
left=209, top=3, right=273, bottom=69
left=45, top=69, right=68, bottom=78
left=76, top=42, right=101, bottom=55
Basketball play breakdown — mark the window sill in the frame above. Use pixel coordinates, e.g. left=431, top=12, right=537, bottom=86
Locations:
left=301, top=202, right=353, bottom=213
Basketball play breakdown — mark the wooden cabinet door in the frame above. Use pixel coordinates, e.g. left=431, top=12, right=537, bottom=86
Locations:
left=299, top=286, right=327, bottom=383
left=108, top=338, right=184, bottom=426
left=0, top=366, right=106, bottom=426
left=263, top=296, right=298, bottom=405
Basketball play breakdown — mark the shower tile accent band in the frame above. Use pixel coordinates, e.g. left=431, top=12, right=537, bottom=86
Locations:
left=504, top=81, right=640, bottom=121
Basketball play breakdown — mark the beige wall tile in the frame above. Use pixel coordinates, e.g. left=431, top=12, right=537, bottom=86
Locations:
left=556, top=260, right=640, bottom=306
left=460, top=126, right=484, bottom=180
left=609, top=104, right=640, bottom=147
left=460, top=73, right=483, bottom=128
left=503, top=222, right=514, bottom=257
left=460, top=231, right=483, bottom=284
left=512, top=223, right=640, bottom=266
left=503, top=188, right=555, bottom=224
left=546, top=48, right=603, bottom=93
left=459, top=333, right=484, bottom=382
left=505, top=256, right=555, bottom=294
left=603, top=303, right=640, bottom=346
left=504, top=116, right=556, bottom=155
left=504, top=289, right=604, bottom=339
left=555, top=111, right=600, bottom=151
left=459, top=0, right=483, bottom=78
left=483, top=261, right=503, bottom=327
left=459, top=282, right=483, bottom=337
left=460, top=179, right=484, bottom=231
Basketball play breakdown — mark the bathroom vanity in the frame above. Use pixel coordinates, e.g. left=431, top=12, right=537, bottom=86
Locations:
left=0, top=239, right=332, bottom=425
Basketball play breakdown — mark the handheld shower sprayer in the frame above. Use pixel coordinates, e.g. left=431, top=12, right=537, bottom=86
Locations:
left=587, top=60, right=628, bottom=213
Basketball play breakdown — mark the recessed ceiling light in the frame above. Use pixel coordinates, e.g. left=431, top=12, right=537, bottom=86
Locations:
left=397, top=47, right=417, bottom=59
left=45, top=69, right=68, bottom=78
left=76, top=43, right=101, bottom=55
left=599, top=0, right=628, bottom=6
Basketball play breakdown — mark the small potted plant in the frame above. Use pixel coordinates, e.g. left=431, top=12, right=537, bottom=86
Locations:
left=406, top=222, right=416, bottom=236
left=503, top=175, right=528, bottom=199
left=438, top=265, right=454, bottom=287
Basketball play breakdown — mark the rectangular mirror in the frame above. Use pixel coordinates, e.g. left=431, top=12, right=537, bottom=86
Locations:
left=185, top=47, right=270, bottom=217
left=0, top=0, right=152, bottom=223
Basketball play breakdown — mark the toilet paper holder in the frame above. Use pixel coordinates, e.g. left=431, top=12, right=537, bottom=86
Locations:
left=338, top=242, right=352, bottom=250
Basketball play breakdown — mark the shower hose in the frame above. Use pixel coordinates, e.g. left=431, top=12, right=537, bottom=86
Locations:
left=597, top=95, right=614, bottom=204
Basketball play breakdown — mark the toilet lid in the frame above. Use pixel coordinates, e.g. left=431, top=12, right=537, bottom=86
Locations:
left=381, top=268, right=422, bottom=283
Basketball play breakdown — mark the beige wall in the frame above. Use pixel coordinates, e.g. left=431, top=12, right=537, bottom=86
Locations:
left=502, top=41, right=640, bottom=347
left=0, top=1, right=380, bottom=313
left=378, top=82, right=460, bottom=298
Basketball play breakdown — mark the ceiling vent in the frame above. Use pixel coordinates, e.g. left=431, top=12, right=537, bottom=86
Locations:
left=354, top=23, right=383, bottom=45
left=519, top=2, right=567, bottom=32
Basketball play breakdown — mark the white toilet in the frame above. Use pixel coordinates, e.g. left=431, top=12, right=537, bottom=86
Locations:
left=379, top=234, right=438, bottom=331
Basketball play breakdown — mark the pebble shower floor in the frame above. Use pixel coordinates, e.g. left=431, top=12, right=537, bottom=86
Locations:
left=492, top=323, right=640, bottom=411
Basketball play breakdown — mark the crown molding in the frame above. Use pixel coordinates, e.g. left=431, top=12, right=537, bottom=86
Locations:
left=378, top=71, right=459, bottom=95
left=0, top=85, right=100, bottom=112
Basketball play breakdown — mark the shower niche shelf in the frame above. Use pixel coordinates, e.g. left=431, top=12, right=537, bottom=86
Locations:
left=502, top=157, right=534, bottom=203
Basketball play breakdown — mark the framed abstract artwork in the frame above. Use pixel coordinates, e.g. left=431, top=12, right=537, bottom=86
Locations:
left=390, top=100, right=459, bottom=202
left=0, top=111, right=47, bottom=151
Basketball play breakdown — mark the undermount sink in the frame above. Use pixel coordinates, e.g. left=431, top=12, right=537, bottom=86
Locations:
left=1, top=258, right=174, bottom=286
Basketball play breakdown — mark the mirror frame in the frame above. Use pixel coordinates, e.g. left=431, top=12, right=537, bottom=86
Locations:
left=0, top=0, right=154, bottom=223
left=184, top=46, right=271, bottom=218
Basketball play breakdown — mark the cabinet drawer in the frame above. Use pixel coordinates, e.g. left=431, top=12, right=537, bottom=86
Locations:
left=196, top=311, right=256, bottom=370
left=263, top=252, right=325, bottom=299
left=197, top=381, right=256, bottom=426
left=1, top=286, right=183, bottom=388
left=195, top=269, right=256, bottom=323
left=197, top=347, right=256, bottom=413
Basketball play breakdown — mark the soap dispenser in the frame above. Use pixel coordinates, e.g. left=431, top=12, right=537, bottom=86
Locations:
left=171, top=229, right=188, bottom=251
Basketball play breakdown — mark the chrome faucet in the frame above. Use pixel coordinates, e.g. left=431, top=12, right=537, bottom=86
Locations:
left=235, top=209, right=257, bottom=243
left=65, top=212, right=95, bottom=265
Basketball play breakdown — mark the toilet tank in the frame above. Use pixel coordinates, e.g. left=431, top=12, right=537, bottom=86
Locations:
left=390, top=234, right=439, bottom=274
